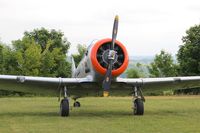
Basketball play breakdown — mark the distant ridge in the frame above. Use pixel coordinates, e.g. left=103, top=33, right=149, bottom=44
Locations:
left=129, top=56, right=154, bottom=64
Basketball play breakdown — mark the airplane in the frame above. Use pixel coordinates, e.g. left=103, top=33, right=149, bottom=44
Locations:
left=0, top=15, right=200, bottom=117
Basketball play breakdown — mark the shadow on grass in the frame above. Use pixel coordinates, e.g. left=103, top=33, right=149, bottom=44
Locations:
left=1, top=109, right=195, bottom=118
left=0, top=111, right=58, bottom=117
left=144, top=108, right=200, bottom=117
left=0, top=110, right=133, bottom=118
left=1, top=107, right=199, bottom=118
left=71, top=110, right=132, bottom=118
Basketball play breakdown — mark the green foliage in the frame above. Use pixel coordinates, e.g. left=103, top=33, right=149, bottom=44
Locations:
left=23, top=42, right=42, bottom=76
left=0, top=44, right=3, bottom=72
left=177, top=24, right=200, bottom=76
left=0, top=90, right=35, bottom=97
left=174, top=88, right=200, bottom=95
left=23, top=28, right=70, bottom=54
left=0, top=45, right=18, bottom=75
left=126, top=68, right=141, bottom=78
left=148, top=50, right=178, bottom=77
left=72, top=44, right=87, bottom=67
left=163, top=90, right=174, bottom=96
left=126, top=63, right=146, bottom=78
left=0, top=28, right=71, bottom=77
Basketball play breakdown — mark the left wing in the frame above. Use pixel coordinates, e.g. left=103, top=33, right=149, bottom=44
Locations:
left=116, top=76, right=200, bottom=93
left=0, top=75, right=95, bottom=96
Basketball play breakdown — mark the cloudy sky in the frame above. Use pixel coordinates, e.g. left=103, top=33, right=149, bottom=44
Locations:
left=0, top=0, right=200, bottom=56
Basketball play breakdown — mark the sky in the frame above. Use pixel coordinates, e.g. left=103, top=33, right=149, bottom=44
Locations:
left=0, top=0, right=200, bottom=56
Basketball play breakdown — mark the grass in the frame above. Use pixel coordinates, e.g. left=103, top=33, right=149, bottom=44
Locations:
left=0, top=96, right=200, bottom=133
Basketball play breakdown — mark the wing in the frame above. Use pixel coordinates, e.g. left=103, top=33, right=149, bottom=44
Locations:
left=0, top=75, right=97, bottom=96
left=116, top=76, right=200, bottom=94
left=2, top=75, right=200, bottom=97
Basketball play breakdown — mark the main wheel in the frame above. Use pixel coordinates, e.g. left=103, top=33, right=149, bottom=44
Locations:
left=60, top=98, right=69, bottom=117
left=133, top=98, right=144, bottom=115
left=73, top=101, right=81, bottom=107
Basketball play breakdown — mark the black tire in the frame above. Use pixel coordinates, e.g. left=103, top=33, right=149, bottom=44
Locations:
left=60, top=98, right=69, bottom=117
left=133, top=98, right=144, bottom=115
left=73, top=101, right=81, bottom=107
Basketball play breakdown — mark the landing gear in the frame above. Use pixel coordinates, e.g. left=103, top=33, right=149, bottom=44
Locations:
left=60, top=86, right=70, bottom=117
left=73, top=101, right=81, bottom=107
left=133, top=98, right=144, bottom=115
left=132, top=86, right=145, bottom=115
left=60, top=98, right=69, bottom=116
left=73, top=97, right=81, bottom=107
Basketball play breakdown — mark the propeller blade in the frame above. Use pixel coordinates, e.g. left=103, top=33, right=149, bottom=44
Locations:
left=111, top=15, right=119, bottom=50
left=102, top=60, right=113, bottom=94
left=102, top=15, right=119, bottom=97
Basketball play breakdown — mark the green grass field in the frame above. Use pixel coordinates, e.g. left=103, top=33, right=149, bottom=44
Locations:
left=0, top=96, right=200, bottom=133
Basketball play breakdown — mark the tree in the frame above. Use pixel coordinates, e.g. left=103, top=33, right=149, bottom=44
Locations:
left=72, top=44, right=87, bottom=67
left=0, top=31, right=72, bottom=96
left=126, top=68, right=142, bottom=78
left=0, top=45, right=18, bottom=75
left=177, top=24, right=200, bottom=76
left=21, top=41, right=42, bottom=76
left=148, top=50, right=178, bottom=77
left=126, top=63, right=146, bottom=78
left=23, top=28, right=70, bottom=54
left=0, top=44, right=3, bottom=72
left=1, top=28, right=71, bottom=77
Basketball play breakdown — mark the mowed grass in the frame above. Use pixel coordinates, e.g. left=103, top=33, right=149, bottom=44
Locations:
left=0, top=96, right=200, bottom=133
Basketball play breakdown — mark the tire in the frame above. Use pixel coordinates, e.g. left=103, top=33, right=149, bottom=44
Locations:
left=60, top=98, right=69, bottom=117
left=73, top=101, right=81, bottom=107
left=133, top=98, right=144, bottom=115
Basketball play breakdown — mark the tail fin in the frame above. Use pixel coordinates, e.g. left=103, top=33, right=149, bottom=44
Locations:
left=71, top=56, right=76, bottom=78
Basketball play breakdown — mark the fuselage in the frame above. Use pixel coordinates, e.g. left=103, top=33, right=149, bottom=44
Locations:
left=73, top=38, right=129, bottom=82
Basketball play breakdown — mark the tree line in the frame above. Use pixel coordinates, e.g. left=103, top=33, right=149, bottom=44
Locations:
left=0, top=28, right=71, bottom=77
left=0, top=28, right=86, bottom=96
left=126, top=24, right=200, bottom=95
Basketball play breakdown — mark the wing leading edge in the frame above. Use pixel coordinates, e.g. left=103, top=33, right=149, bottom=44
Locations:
left=0, top=75, right=94, bottom=96
left=1, top=75, right=200, bottom=96
left=117, top=76, right=200, bottom=93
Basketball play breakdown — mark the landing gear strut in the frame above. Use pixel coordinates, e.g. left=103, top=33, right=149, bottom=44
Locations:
left=60, top=86, right=69, bottom=117
left=132, top=86, right=145, bottom=115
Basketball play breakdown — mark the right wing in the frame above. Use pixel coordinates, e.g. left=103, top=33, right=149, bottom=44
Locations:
left=116, top=76, right=200, bottom=94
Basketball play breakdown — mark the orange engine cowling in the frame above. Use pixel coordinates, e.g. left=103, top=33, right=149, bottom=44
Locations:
left=90, top=38, right=129, bottom=77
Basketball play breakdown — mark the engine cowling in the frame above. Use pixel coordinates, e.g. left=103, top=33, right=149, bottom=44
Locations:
left=90, top=38, right=129, bottom=77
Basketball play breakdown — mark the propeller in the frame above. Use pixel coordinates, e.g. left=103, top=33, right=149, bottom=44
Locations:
left=102, top=15, right=119, bottom=97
